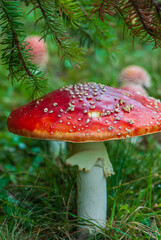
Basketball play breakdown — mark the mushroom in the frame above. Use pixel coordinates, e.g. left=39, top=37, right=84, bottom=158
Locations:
left=121, top=83, right=148, bottom=97
left=24, top=36, right=48, bottom=68
left=7, top=83, right=161, bottom=234
left=119, top=65, right=151, bottom=88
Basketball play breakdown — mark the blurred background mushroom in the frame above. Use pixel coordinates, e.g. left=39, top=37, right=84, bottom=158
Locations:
left=24, top=35, right=49, bottom=70
left=119, top=65, right=151, bottom=144
left=119, top=65, right=151, bottom=89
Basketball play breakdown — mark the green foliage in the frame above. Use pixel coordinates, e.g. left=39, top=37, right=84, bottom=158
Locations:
left=56, top=0, right=84, bottom=28
left=92, top=0, right=161, bottom=48
left=33, top=0, right=84, bottom=68
left=69, top=0, right=117, bottom=50
left=0, top=0, right=48, bottom=98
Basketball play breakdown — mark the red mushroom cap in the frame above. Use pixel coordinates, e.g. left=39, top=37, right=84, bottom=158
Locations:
left=7, top=83, right=161, bottom=142
left=25, top=36, right=48, bottom=67
left=120, top=65, right=151, bottom=88
left=121, top=84, right=148, bottom=97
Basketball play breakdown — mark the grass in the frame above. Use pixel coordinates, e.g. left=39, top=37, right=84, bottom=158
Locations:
left=1, top=3, right=161, bottom=239
left=0, top=131, right=161, bottom=239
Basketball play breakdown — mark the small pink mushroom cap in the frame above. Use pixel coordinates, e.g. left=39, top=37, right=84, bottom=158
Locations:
left=25, top=36, right=48, bottom=67
left=120, top=65, right=151, bottom=88
left=7, top=83, right=161, bottom=142
left=121, top=84, right=148, bottom=97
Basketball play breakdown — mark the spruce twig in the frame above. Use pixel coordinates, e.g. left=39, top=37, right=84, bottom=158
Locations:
left=91, top=0, right=161, bottom=47
left=34, top=0, right=84, bottom=68
left=0, top=0, right=48, bottom=98
left=56, top=0, right=84, bottom=28
left=71, top=0, right=116, bottom=50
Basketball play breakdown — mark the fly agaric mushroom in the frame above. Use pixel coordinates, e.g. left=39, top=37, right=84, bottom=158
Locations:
left=120, top=65, right=151, bottom=88
left=7, top=83, right=161, bottom=233
left=25, top=36, right=48, bottom=68
left=121, top=83, right=148, bottom=97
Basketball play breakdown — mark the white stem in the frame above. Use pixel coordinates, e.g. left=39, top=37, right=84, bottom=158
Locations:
left=77, top=163, right=107, bottom=233
left=66, top=142, right=114, bottom=235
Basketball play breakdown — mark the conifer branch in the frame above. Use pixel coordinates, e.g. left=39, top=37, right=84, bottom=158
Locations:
left=0, top=0, right=48, bottom=98
left=91, top=0, right=161, bottom=47
left=56, top=0, right=84, bottom=28
left=34, top=0, right=84, bottom=68
left=91, top=0, right=116, bottom=21
left=71, top=1, right=116, bottom=50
